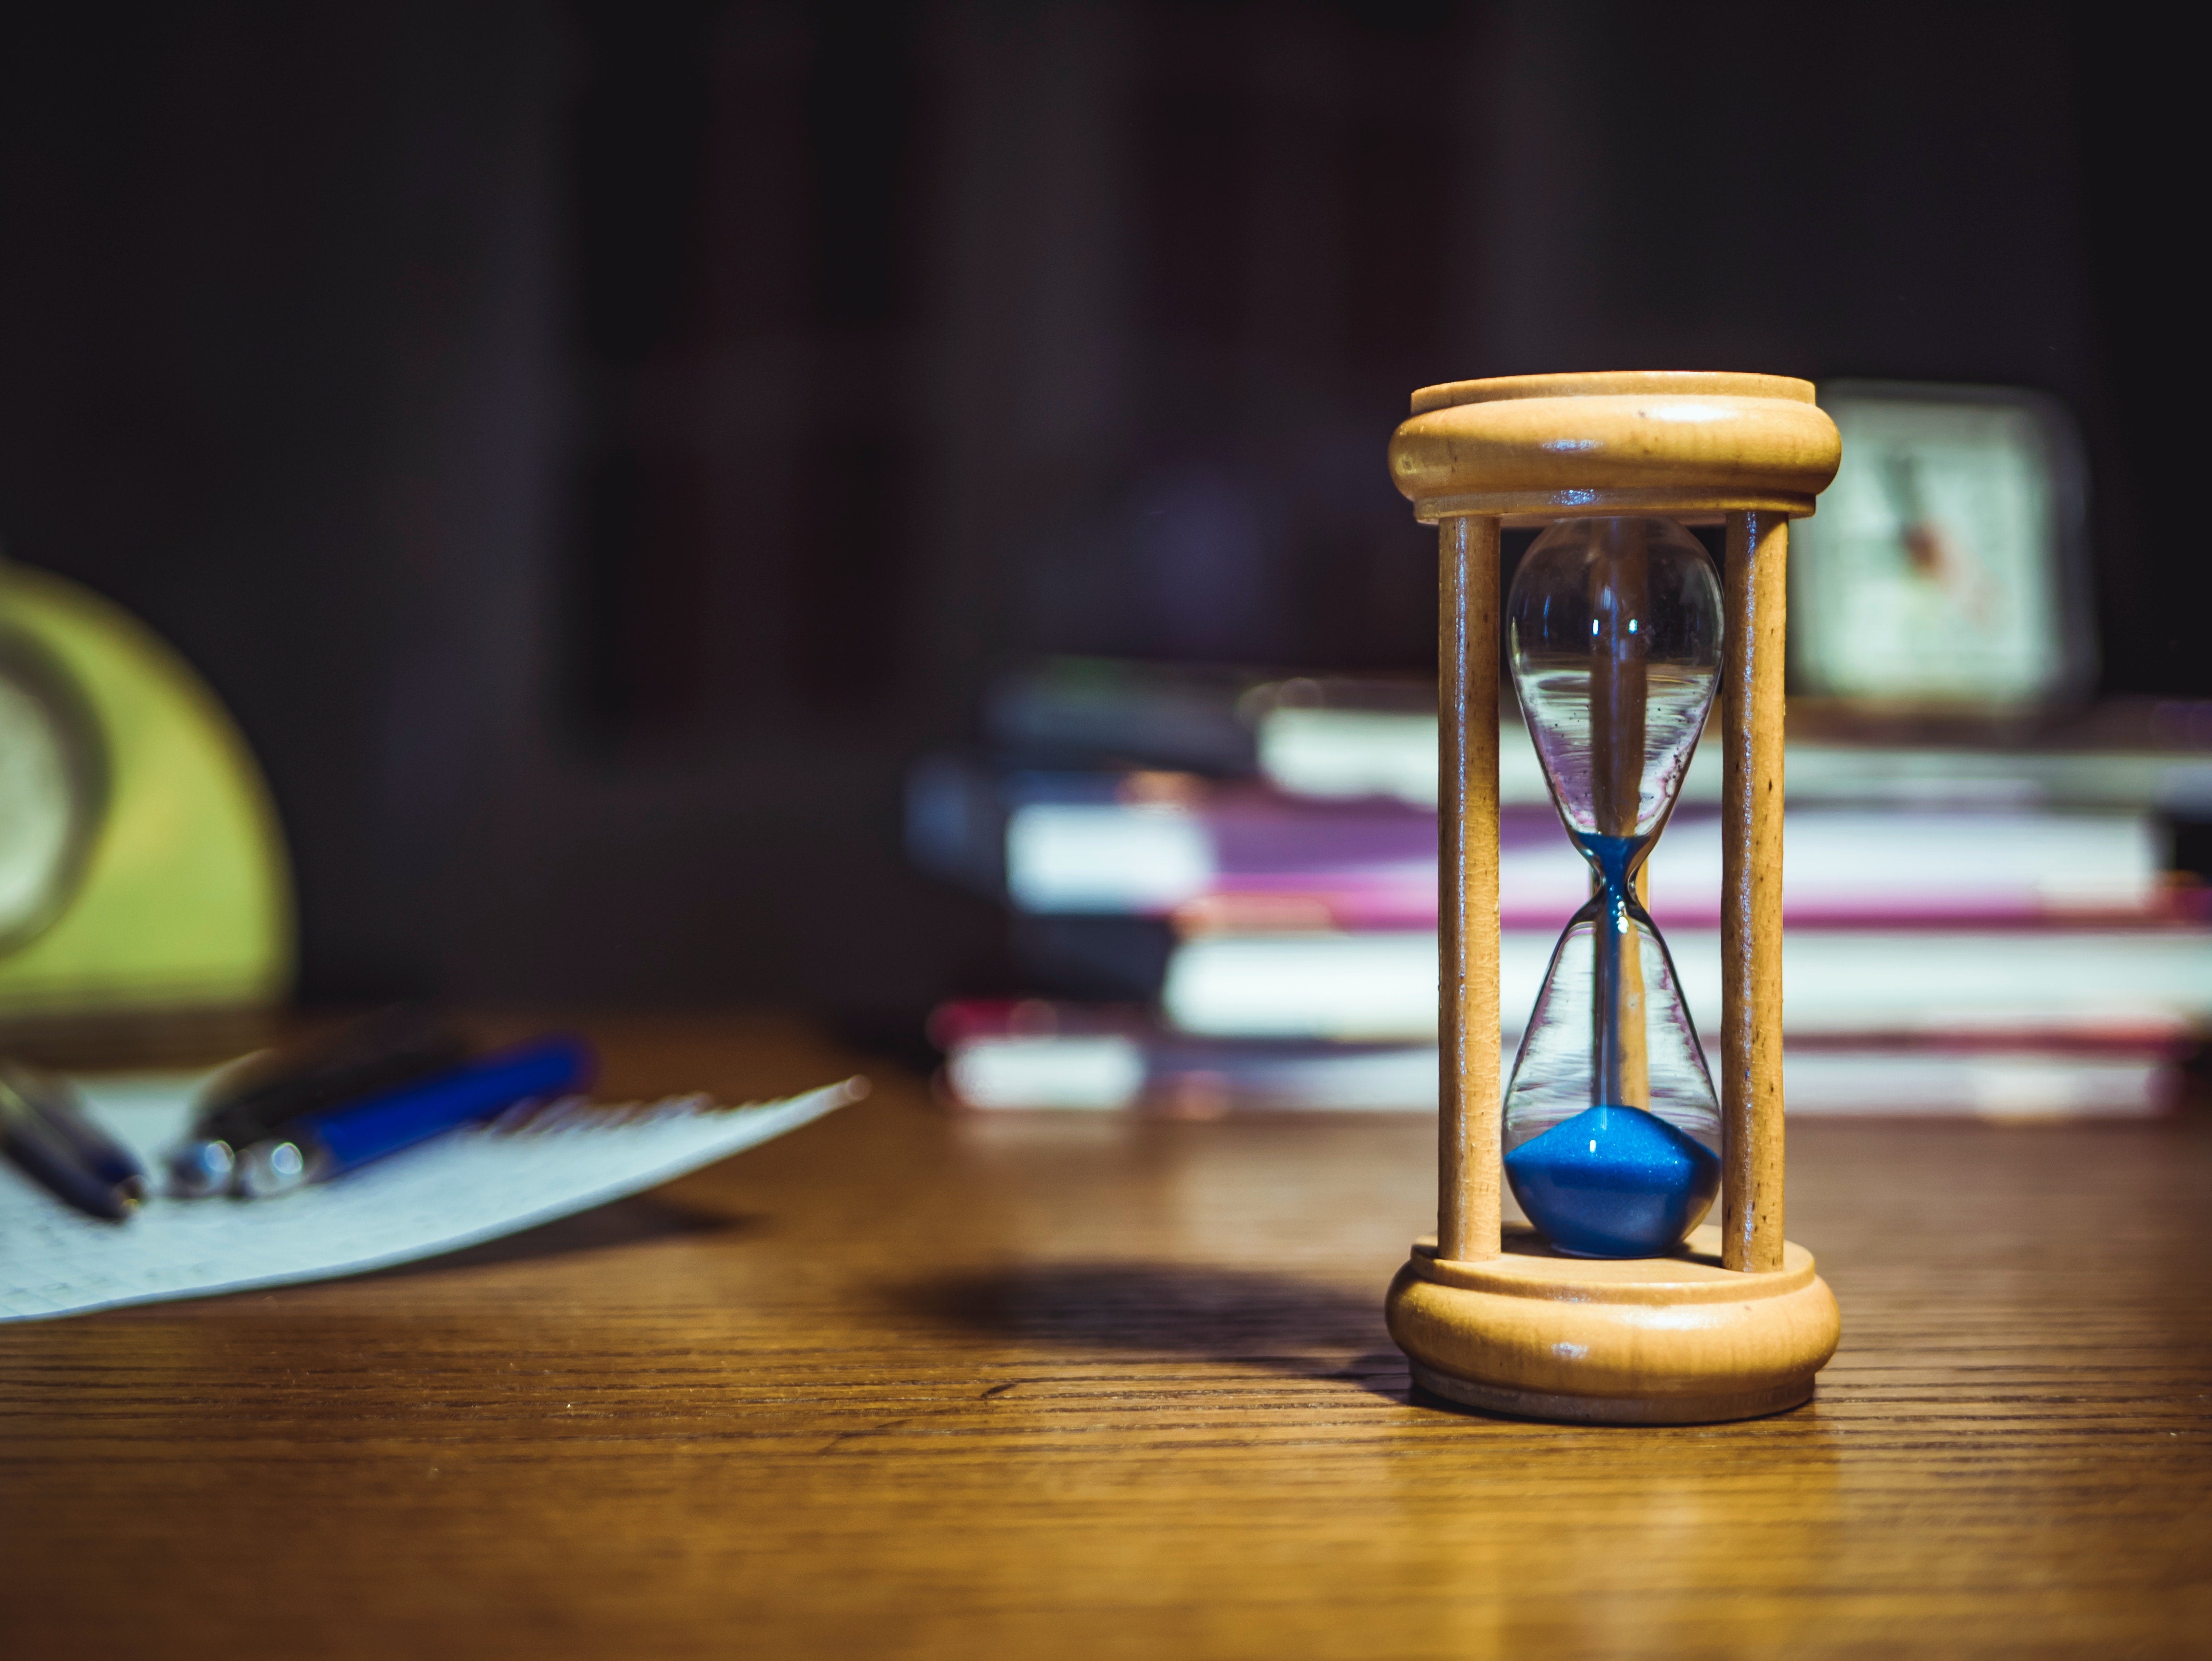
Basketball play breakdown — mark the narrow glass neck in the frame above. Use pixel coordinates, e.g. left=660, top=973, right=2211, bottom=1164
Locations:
left=1571, top=828, right=1652, bottom=891
left=1577, top=833, right=1652, bottom=1110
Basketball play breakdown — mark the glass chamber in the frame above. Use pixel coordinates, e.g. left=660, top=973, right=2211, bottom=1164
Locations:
left=1501, top=515, right=1725, bottom=1258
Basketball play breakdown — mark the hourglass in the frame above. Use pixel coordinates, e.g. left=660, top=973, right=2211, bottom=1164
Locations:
left=1383, top=372, right=1845, bottom=1424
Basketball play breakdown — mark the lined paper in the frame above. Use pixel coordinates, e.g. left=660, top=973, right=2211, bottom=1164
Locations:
left=1, top=1074, right=858, bottom=1322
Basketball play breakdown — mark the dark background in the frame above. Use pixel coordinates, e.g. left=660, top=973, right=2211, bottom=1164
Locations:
left=0, top=2, right=2189, bottom=1033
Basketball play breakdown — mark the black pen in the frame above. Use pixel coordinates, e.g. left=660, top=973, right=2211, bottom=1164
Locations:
left=166, top=1006, right=470, bottom=1197
left=0, top=1062, right=149, bottom=1221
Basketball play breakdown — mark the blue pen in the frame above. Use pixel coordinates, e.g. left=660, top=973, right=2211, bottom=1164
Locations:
left=234, top=1035, right=594, bottom=1198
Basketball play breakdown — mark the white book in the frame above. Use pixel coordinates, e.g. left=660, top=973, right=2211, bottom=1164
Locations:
left=1161, top=927, right=2212, bottom=1043
left=1257, top=705, right=2212, bottom=815
left=1001, top=797, right=2166, bottom=923
left=944, top=1033, right=2173, bottom=1120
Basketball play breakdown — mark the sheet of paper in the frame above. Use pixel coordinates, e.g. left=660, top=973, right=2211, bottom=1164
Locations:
left=0, top=1073, right=860, bottom=1322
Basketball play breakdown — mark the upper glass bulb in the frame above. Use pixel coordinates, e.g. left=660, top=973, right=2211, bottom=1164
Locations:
left=1507, top=516, right=1723, bottom=849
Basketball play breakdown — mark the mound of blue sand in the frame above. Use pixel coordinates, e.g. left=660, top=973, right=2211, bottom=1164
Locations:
left=1503, top=1104, right=1721, bottom=1258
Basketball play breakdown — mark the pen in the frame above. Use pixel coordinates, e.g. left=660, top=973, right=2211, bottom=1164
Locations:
left=236, top=1034, right=594, bottom=1198
left=167, top=1006, right=470, bottom=1197
left=0, top=1062, right=149, bottom=1221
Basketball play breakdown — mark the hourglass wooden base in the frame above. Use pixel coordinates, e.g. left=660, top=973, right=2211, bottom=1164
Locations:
left=1386, top=1225, right=1841, bottom=1424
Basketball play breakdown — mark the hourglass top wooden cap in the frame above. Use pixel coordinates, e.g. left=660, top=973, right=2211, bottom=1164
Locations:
left=1389, top=369, right=1842, bottom=526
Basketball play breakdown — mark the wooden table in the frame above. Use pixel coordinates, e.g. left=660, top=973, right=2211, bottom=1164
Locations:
left=3, top=1015, right=2208, bottom=1658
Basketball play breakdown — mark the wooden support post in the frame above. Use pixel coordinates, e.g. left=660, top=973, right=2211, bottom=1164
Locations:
left=1720, top=509, right=1788, bottom=1273
left=1437, top=514, right=1501, bottom=1263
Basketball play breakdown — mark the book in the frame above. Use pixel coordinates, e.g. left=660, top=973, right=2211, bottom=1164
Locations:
left=973, top=657, right=2212, bottom=814
left=930, top=1002, right=2179, bottom=1120
left=1159, top=925, right=2212, bottom=1044
left=1260, top=702, right=2212, bottom=814
left=978, top=656, right=1431, bottom=775
left=910, top=764, right=2177, bottom=928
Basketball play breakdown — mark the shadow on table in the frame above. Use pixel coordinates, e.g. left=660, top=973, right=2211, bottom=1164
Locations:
left=899, top=1263, right=1852, bottom=1430
left=364, top=1191, right=760, bottom=1280
left=903, top=1261, right=1410, bottom=1402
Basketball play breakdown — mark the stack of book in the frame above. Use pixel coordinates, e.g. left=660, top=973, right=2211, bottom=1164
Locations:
left=912, top=659, right=2212, bottom=1119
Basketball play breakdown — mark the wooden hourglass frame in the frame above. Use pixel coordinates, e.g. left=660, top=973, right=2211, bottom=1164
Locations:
left=1383, top=371, right=1844, bottom=1424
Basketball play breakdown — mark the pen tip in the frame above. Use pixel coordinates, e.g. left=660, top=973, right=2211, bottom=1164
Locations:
left=165, top=1140, right=237, bottom=1199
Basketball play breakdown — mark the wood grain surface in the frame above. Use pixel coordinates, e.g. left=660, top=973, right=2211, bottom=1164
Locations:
left=3, top=1014, right=2209, bottom=1659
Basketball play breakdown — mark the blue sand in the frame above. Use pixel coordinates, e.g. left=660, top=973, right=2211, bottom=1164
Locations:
left=1504, top=1105, right=1721, bottom=1258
